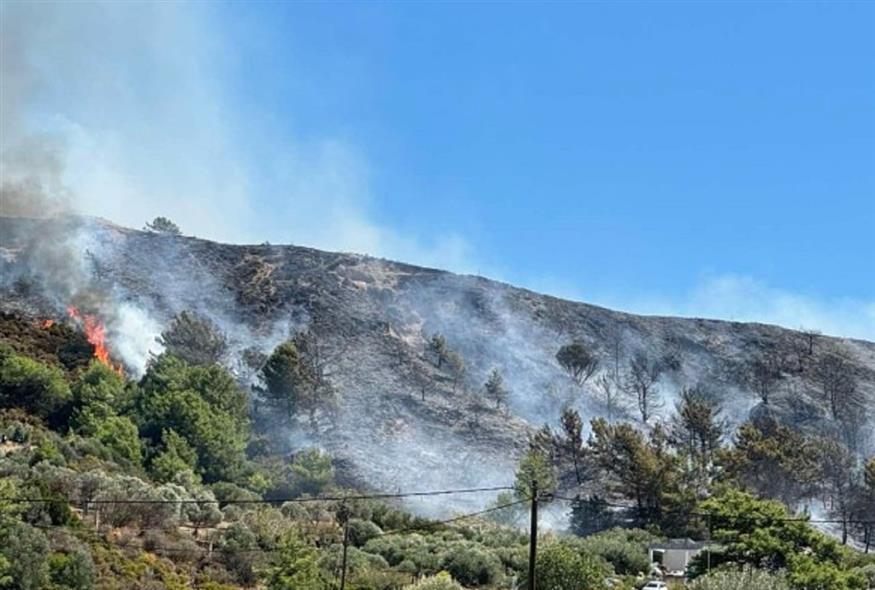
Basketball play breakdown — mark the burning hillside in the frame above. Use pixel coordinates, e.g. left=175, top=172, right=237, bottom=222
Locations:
left=66, top=306, right=124, bottom=374
left=1, top=215, right=875, bottom=515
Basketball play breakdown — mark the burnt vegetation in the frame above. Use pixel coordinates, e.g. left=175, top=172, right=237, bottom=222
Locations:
left=1, top=218, right=875, bottom=588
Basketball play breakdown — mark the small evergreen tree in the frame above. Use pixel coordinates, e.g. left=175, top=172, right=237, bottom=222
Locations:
left=556, top=341, right=599, bottom=386
left=484, top=369, right=508, bottom=409
left=157, top=311, right=228, bottom=366
left=266, top=531, right=328, bottom=590
left=427, top=334, right=449, bottom=368
left=144, top=216, right=181, bottom=235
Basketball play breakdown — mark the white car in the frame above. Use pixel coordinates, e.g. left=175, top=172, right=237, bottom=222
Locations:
left=641, top=582, right=667, bottom=590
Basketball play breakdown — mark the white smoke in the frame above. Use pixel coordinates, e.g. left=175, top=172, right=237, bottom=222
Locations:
left=0, top=1, right=474, bottom=274
left=110, top=302, right=164, bottom=377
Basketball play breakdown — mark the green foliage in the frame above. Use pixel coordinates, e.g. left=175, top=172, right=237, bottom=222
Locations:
left=427, top=334, right=449, bottom=368
left=157, top=311, right=228, bottom=366
left=487, top=491, right=525, bottom=528
left=687, top=567, right=789, bottom=590
left=404, top=572, right=463, bottom=590
left=150, top=428, right=199, bottom=483
left=692, top=487, right=864, bottom=588
left=0, top=520, right=49, bottom=590
left=347, top=518, right=383, bottom=547
left=137, top=355, right=248, bottom=482
left=514, top=448, right=557, bottom=498
left=144, top=216, right=182, bottom=234
left=720, top=417, right=820, bottom=507
left=575, top=528, right=656, bottom=575
left=261, top=340, right=318, bottom=420
left=439, top=543, right=502, bottom=586
left=569, top=495, right=616, bottom=537
left=47, top=550, right=96, bottom=590
left=522, top=540, right=609, bottom=590
left=589, top=418, right=679, bottom=525
left=288, top=448, right=334, bottom=496
left=266, top=531, right=329, bottom=590
left=668, top=386, right=725, bottom=493
left=555, top=341, right=599, bottom=386
left=484, top=369, right=508, bottom=409
left=71, top=361, right=126, bottom=414
left=80, top=414, right=143, bottom=466
left=0, top=354, right=70, bottom=419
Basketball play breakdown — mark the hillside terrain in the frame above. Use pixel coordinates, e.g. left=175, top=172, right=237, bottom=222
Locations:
left=2, top=215, right=875, bottom=590
left=2, top=215, right=875, bottom=506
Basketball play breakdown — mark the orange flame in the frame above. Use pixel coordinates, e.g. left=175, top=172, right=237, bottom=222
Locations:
left=67, top=306, right=123, bottom=374
left=34, top=319, right=55, bottom=329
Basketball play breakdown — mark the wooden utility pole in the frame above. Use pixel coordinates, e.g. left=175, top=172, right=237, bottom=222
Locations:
left=340, top=519, right=350, bottom=590
left=527, top=480, right=538, bottom=590
left=339, top=502, right=351, bottom=590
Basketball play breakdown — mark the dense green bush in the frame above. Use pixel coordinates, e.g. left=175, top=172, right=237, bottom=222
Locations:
left=136, top=354, right=248, bottom=482
left=47, top=549, right=96, bottom=590
left=348, top=518, right=383, bottom=547
left=0, top=354, right=70, bottom=420
left=439, top=543, right=503, bottom=586
left=521, top=540, right=610, bottom=590
left=687, top=567, right=789, bottom=590
left=403, top=572, right=463, bottom=590
left=576, top=528, right=655, bottom=575
left=0, top=520, right=50, bottom=590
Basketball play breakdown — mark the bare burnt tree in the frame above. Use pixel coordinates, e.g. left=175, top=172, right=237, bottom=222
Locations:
left=594, top=372, right=624, bottom=422
left=812, top=350, right=864, bottom=422
left=660, top=334, right=684, bottom=372
left=556, top=341, right=599, bottom=387
left=446, top=350, right=466, bottom=394
left=744, top=348, right=784, bottom=406
left=818, top=438, right=857, bottom=545
left=789, top=327, right=820, bottom=373
left=292, top=329, right=337, bottom=390
left=623, top=352, right=664, bottom=425
left=801, top=327, right=822, bottom=357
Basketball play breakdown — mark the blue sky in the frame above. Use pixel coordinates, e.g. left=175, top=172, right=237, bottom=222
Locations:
left=3, top=2, right=874, bottom=338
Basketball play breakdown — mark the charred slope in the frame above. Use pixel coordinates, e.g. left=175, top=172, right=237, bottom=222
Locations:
left=2, top=215, right=874, bottom=510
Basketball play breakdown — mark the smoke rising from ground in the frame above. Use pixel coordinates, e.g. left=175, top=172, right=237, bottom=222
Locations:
left=0, top=1, right=473, bottom=274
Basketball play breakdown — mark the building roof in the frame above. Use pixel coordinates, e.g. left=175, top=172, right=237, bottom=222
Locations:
left=648, top=538, right=707, bottom=551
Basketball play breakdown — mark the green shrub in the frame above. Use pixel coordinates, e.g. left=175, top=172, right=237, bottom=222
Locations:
left=0, top=355, right=70, bottom=420
left=47, top=550, right=96, bottom=590
left=403, top=572, right=463, bottom=590
left=687, top=567, right=790, bottom=590
left=347, top=518, right=383, bottom=547
left=576, top=528, right=655, bottom=575
left=521, top=540, right=609, bottom=590
left=0, top=520, right=49, bottom=590
left=439, top=543, right=502, bottom=587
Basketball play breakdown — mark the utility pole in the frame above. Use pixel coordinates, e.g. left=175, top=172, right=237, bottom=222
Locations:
left=706, top=513, right=712, bottom=574
left=339, top=502, right=351, bottom=590
left=528, top=479, right=538, bottom=590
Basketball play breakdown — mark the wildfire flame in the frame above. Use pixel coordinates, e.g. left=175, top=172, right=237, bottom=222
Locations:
left=34, top=319, right=55, bottom=329
left=67, top=306, right=123, bottom=374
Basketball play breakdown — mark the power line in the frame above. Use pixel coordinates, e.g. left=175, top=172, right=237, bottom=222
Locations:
left=0, top=485, right=514, bottom=506
left=375, top=497, right=530, bottom=538
left=548, top=493, right=875, bottom=525
left=28, top=497, right=531, bottom=558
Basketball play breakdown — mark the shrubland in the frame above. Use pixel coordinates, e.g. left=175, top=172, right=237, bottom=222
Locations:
left=1, top=311, right=873, bottom=590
